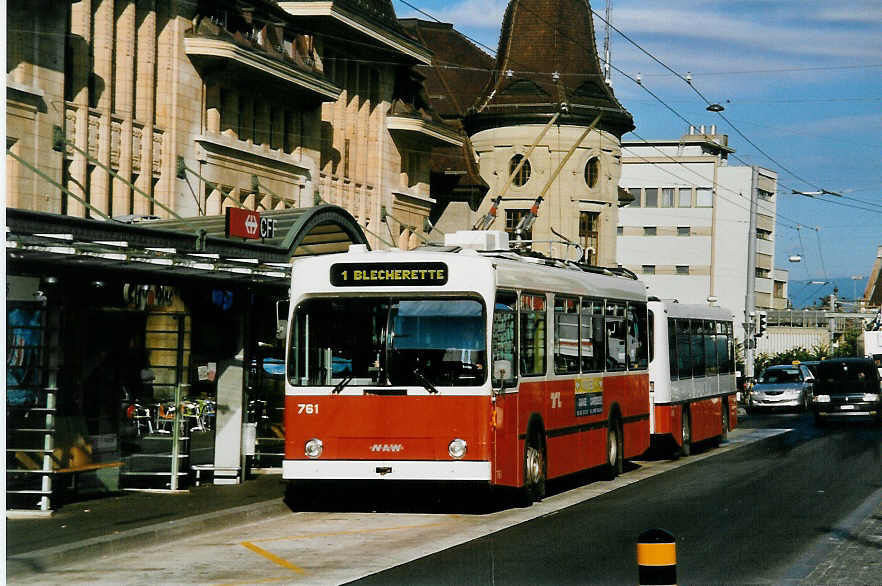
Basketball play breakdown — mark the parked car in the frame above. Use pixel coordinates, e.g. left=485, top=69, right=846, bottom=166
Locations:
left=747, top=364, right=815, bottom=413
left=797, top=360, right=820, bottom=378
left=812, top=357, right=882, bottom=425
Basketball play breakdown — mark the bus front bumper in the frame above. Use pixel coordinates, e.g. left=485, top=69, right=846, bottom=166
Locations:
left=283, top=459, right=492, bottom=481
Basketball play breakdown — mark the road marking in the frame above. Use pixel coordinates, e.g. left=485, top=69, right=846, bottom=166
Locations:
left=240, top=541, right=307, bottom=575
left=247, top=520, right=454, bottom=545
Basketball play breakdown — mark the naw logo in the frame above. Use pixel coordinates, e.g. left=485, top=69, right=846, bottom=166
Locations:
left=370, top=443, right=403, bottom=453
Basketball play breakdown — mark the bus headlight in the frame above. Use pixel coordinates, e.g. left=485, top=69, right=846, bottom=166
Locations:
left=814, top=394, right=831, bottom=403
left=304, top=438, right=323, bottom=459
left=448, top=438, right=467, bottom=459
left=862, top=393, right=880, bottom=402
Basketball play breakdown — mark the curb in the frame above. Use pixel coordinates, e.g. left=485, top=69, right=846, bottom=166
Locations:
left=6, top=498, right=291, bottom=578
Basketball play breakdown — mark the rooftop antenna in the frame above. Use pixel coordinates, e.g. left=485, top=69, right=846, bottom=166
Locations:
left=603, top=0, right=612, bottom=86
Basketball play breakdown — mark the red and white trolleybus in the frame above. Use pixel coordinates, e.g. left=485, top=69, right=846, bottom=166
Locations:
left=283, top=230, right=651, bottom=502
left=647, top=300, right=738, bottom=456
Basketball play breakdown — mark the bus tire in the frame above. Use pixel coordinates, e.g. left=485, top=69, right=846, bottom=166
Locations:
left=679, top=408, right=692, bottom=457
left=522, top=428, right=546, bottom=503
left=603, top=417, right=623, bottom=480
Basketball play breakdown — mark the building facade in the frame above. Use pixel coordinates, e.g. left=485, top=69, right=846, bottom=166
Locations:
left=6, top=0, right=456, bottom=510
left=617, top=126, right=786, bottom=339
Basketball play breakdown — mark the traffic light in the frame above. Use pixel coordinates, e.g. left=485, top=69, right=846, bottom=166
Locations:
left=756, top=311, right=768, bottom=338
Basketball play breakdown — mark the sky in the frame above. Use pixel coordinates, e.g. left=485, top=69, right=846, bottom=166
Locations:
left=393, top=0, right=882, bottom=292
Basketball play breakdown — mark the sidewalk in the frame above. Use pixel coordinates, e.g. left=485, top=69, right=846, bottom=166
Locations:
left=6, top=466, right=882, bottom=583
left=6, top=473, right=290, bottom=577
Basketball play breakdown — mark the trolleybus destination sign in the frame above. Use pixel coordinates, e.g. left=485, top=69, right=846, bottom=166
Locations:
left=330, top=262, right=448, bottom=286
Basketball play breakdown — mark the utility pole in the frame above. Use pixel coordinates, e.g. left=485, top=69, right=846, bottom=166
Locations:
left=744, top=168, right=759, bottom=380
left=603, top=0, right=612, bottom=86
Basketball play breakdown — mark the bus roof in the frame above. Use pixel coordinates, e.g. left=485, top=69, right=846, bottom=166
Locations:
left=649, top=300, right=735, bottom=322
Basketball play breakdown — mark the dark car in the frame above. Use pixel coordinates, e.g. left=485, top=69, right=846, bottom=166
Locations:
left=811, top=357, right=882, bottom=425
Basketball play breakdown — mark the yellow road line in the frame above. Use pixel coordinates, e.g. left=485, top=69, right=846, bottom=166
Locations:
left=240, top=541, right=307, bottom=575
left=247, top=520, right=453, bottom=544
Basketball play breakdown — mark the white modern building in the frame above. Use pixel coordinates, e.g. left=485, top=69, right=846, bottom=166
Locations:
left=617, top=126, right=788, bottom=341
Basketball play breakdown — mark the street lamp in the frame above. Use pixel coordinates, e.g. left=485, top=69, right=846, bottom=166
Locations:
left=791, top=189, right=843, bottom=198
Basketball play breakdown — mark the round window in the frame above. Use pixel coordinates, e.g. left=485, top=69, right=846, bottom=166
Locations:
left=509, top=154, right=531, bottom=187
left=585, top=156, right=600, bottom=188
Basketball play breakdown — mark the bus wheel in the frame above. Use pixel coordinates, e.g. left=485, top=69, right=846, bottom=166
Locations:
left=603, top=418, right=623, bottom=480
left=523, top=435, right=546, bottom=503
left=679, top=409, right=692, bottom=457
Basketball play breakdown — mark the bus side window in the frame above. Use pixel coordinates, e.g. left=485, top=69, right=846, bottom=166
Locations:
left=581, top=299, right=604, bottom=373
left=667, top=317, right=678, bottom=380
left=520, top=293, right=547, bottom=376
left=676, top=318, right=692, bottom=379
left=605, top=301, right=627, bottom=371
left=492, top=291, right=518, bottom=386
left=628, top=302, right=648, bottom=369
left=554, top=296, right=580, bottom=374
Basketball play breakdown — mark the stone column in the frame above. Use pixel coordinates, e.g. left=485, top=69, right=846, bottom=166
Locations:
left=91, top=0, right=115, bottom=218
left=205, top=84, right=221, bottom=134
left=134, top=0, right=157, bottom=216
left=68, top=0, right=92, bottom=217
left=113, top=0, right=136, bottom=215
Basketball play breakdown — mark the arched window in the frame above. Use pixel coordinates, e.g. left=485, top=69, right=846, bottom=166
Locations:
left=585, top=156, right=600, bottom=188
left=509, top=154, right=531, bottom=186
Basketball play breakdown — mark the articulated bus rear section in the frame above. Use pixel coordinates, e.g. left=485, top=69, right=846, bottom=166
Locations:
left=648, top=300, right=738, bottom=456
left=283, top=232, right=650, bottom=505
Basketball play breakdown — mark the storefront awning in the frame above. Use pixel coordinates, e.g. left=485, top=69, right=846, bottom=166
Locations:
left=6, top=205, right=369, bottom=285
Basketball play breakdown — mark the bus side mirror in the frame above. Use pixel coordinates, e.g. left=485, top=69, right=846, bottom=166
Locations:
left=276, top=299, right=289, bottom=340
left=492, top=360, right=513, bottom=395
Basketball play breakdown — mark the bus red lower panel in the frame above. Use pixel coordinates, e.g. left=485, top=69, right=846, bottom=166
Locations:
left=654, top=394, right=736, bottom=446
left=284, top=395, right=492, bottom=463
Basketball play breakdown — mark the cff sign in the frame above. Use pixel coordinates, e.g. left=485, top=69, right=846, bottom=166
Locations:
left=225, top=208, right=276, bottom=240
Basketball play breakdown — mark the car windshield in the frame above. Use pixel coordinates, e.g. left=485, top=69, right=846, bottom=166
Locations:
left=758, top=368, right=801, bottom=384
left=288, top=297, right=486, bottom=387
left=817, top=361, right=876, bottom=391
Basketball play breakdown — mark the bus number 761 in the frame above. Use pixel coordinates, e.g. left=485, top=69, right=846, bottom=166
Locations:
left=297, top=403, right=319, bottom=415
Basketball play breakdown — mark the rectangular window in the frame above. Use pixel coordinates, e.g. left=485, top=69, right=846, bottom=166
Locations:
left=505, top=209, right=532, bottom=241
left=716, top=322, right=730, bottom=374
left=676, top=265, right=690, bottom=275
left=627, top=302, right=648, bottom=370
left=704, top=320, right=717, bottom=375
left=642, top=265, right=656, bottom=275
left=661, top=188, right=674, bottom=207
left=643, top=226, right=657, bottom=236
left=676, top=319, right=692, bottom=378
left=606, top=301, right=627, bottom=371
left=645, top=188, right=658, bottom=208
left=343, top=138, right=351, bottom=178
left=580, top=299, right=605, bottom=372
left=678, top=187, right=692, bottom=207
left=520, top=293, right=546, bottom=376
left=628, top=188, right=642, bottom=207
left=696, top=188, right=713, bottom=207
left=580, top=211, right=600, bottom=265
left=667, top=318, right=679, bottom=380
left=690, top=319, right=705, bottom=377
left=616, top=226, right=623, bottom=236
left=492, top=291, right=518, bottom=386
left=677, top=226, right=690, bottom=237
left=554, top=296, right=580, bottom=374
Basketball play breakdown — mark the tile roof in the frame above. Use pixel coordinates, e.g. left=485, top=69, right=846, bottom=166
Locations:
left=466, top=0, right=634, bottom=136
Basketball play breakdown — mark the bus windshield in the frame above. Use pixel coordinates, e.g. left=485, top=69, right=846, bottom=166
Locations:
left=288, top=297, right=486, bottom=388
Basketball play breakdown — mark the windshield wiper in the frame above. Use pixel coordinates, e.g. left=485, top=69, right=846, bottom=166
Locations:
left=413, top=368, right=438, bottom=395
left=331, top=376, right=353, bottom=395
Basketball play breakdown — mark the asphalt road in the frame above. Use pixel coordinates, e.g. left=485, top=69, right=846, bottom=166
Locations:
left=351, top=413, right=881, bottom=585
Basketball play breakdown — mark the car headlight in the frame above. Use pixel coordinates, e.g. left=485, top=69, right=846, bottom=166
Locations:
left=448, top=438, right=467, bottom=459
left=304, top=438, right=323, bottom=459
left=814, top=394, right=831, bottom=403
left=862, top=393, right=880, bottom=402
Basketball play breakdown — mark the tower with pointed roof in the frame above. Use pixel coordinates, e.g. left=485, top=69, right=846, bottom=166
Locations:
left=464, top=0, right=634, bottom=266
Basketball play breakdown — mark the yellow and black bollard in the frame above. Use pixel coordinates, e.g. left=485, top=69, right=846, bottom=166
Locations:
left=637, top=528, right=677, bottom=585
